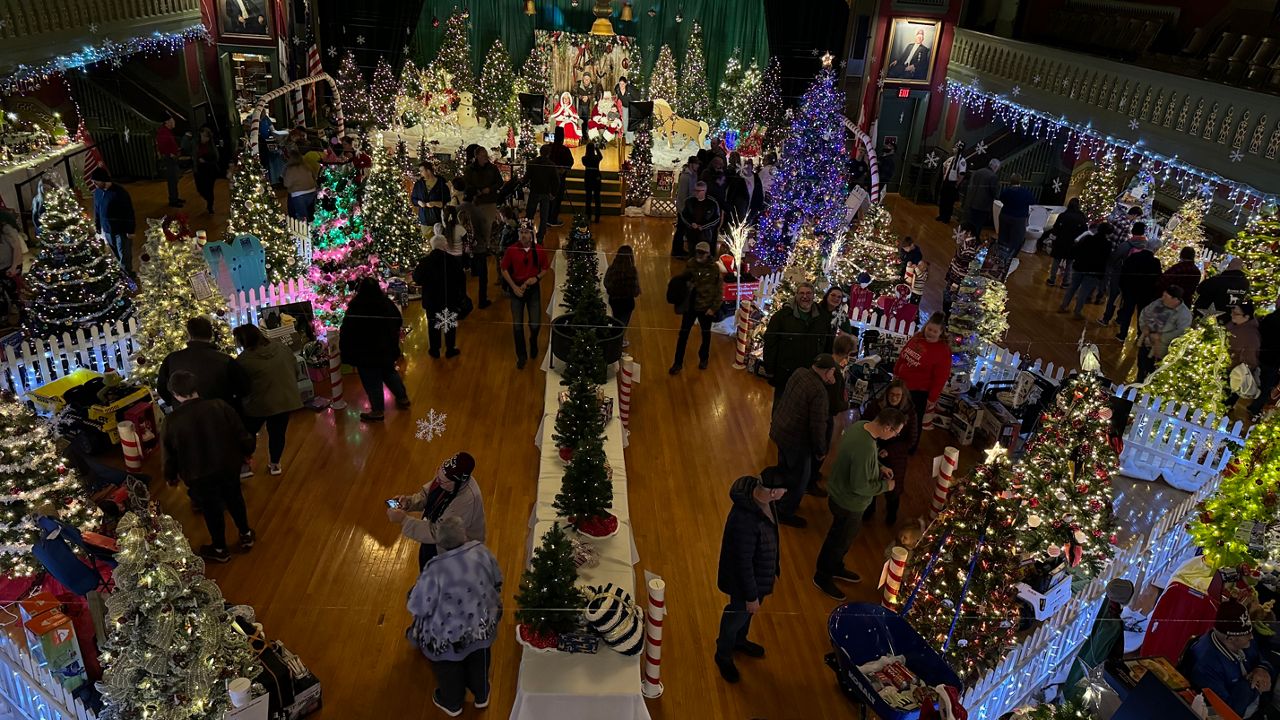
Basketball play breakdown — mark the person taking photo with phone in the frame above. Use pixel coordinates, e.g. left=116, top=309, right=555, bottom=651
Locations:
left=386, top=452, right=486, bottom=570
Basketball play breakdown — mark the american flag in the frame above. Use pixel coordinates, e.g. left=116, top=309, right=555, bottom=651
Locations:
left=76, top=121, right=107, bottom=179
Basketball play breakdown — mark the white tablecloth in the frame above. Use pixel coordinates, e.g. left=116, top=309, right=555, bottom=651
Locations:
left=512, top=246, right=649, bottom=720
left=0, top=142, right=84, bottom=211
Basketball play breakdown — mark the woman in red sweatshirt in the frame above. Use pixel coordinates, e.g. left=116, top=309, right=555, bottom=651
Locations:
left=891, top=312, right=952, bottom=452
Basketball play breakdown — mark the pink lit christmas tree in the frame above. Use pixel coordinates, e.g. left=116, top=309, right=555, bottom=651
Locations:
left=308, top=166, right=379, bottom=331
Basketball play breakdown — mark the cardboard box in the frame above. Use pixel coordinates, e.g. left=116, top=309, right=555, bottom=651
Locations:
left=23, top=610, right=86, bottom=691
left=980, top=401, right=1023, bottom=451
left=950, top=397, right=980, bottom=446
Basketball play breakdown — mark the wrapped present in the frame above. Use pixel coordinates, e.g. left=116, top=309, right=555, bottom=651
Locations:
left=583, top=584, right=644, bottom=656
left=557, top=631, right=600, bottom=654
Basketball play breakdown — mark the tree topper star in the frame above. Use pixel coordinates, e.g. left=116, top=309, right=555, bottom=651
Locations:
left=983, top=445, right=1008, bottom=464
left=820, top=52, right=834, bottom=69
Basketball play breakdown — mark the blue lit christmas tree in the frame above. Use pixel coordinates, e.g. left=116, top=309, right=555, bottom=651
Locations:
left=755, top=67, right=848, bottom=266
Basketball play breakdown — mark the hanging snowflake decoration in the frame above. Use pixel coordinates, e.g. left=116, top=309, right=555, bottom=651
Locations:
left=87, top=22, right=98, bottom=33
left=1032, top=74, right=1041, bottom=84
left=1011, top=85, right=1021, bottom=97
left=952, top=225, right=970, bottom=244
left=1128, top=119, right=1139, bottom=131
left=356, top=35, right=366, bottom=46
left=1230, top=149, right=1244, bottom=163
left=416, top=409, right=448, bottom=442
left=973, top=140, right=988, bottom=155
left=876, top=76, right=886, bottom=88
left=1051, top=177, right=1063, bottom=193
left=1198, top=182, right=1215, bottom=197
left=433, top=308, right=458, bottom=333
left=327, top=46, right=338, bottom=58
left=923, top=151, right=940, bottom=169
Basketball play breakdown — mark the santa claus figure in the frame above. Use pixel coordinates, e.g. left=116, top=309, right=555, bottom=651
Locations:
left=551, top=91, right=582, bottom=148
left=587, top=91, right=624, bottom=144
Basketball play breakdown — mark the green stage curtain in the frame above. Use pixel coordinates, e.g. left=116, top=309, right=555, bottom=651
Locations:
left=410, top=0, right=768, bottom=100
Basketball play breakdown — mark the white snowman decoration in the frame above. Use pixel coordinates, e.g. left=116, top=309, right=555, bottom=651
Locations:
left=456, top=91, right=478, bottom=130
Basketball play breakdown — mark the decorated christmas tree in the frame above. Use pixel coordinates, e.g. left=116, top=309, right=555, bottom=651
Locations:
left=477, top=39, right=516, bottom=128
left=1227, top=212, right=1280, bottom=309
left=555, top=427, right=615, bottom=536
left=754, top=68, right=848, bottom=266
left=515, top=522, right=588, bottom=647
left=363, top=139, right=421, bottom=272
left=395, top=135, right=412, bottom=174
left=829, top=202, right=898, bottom=293
left=436, top=9, right=475, bottom=95
left=947, top=254, right=1008, bottom=370
left=553, top=332, right=608, bottom=452
left=622, top=127, right=653, bottom=207
left=97, top=502, right=259, bottom=720
left=24, top=183, right=132, bottom=339
left=225, top=151, right=298, bottom=283
left=520, top=41, right=551, bottom=106
left=397, top=58, right=425, bottom=127
left=649, top=45, right=677, bottom=105
left=369, top=58, right=399, bottom=130
left=678, top=23, right=711, bottom=121
left=1012, top=372, right=1119, bottom=574
left=560, top=216, right=599, bottom=313
left=560, top=277, right=611, bottom=387
left=517, top=117, right=539, bottom=163
left=133, top=217, right=232, bottom=390
left=0, top=393, right=97, bottom=576
left=1189, top=413, right=1280, bottom=570
left=715, top=52, right=759, bottom=136
left=1010, top=701, right=1093, bottom=719
left=901, top=451, right=1025, bottom=683
left=335, top=51, right=371, bottom=128
left=1080, top=153, right=1121, bottom=224
left=1143, top=317, right=1232, bottom=416
left=1157, top=195, right=1208, bottom=268
left=752, top=57, right=786, bottom=148
left=308, top=167, right=379, bottom=331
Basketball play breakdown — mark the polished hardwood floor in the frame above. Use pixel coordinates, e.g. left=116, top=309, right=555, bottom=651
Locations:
left=91, top=174, right=1149, bottom=719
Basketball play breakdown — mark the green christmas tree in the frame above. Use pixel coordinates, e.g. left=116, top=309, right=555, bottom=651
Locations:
left=225, top=151, right=298, bottom=283
left=1080, top=153, right=1121, bottom=224
left=133, top=218, right=232, bottom=390
left=1143, top=317, right=1232, bottom=416
left=1227, top=212, right=1280, bottom=309
left=395, top=135, right=412, bottom=174
left=369, top=58, right=399, bottom=130
left=0, top=394, right=97, bottom=577
left=477, top=39, right=517, bottom=128
left=555, top=429, right=614, bottom=532
left=715, top=51, right=759, bottom=135
left=901, top=452, right=1025, bottom=683
left=1156, top=195, right=1208, bottom=268
left=308, top=167, right=379, bottom=330
left=830, top=202, right=899, bottom=293
left=24, top=183, right=132, bottom=339
left=335, top=51, right=371, bottom=128
left=678, top=23, right=711, bottom=121
left=947, top=254, right=1008, bottom=371
left=397, top=58, right=425, bottom=127
left=622, top=127, right=653, bottom=207
left=649, top=45, right=677, bottom=105
left=561, top=283, right=610, bottom=387
left=517, top=117, right=539, bottom=163
left=97, top=503, right=259, bottom=720
left=752, top=56, right=786, bottom=148
left=560, top=216, right=599, bottom=313
left=363, top=140, right=421, bottom=271
left=1190, top=413, right=1280, bottom=570
left=520, top=41, right=552, bottom=105
left=436, top=9, right=475, bottom=95
left=515, top=522, right=588, bottom=642
left=1012, top=372, right=1119, bottom=574
left=553, top=333, right=608, bottom=451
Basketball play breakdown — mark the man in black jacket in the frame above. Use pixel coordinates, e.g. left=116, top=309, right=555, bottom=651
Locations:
left=714, top=470, right=786, bottom=683
left=524, top=145, right=560, bottom=242
left=762, top=284, right=827, bottom=409
left=1058, top=222, right=1114, bottom=318
left=769, top=354, right=836, bottom=527
left=90, top=168, right=136, bottom=277
left=162, top=370, right=256, bottom=563
left=157, top=317, right=249, bottom=411
left=1114, top=225, right=1162, bottom=342
left=543, top=126, right=574, bottom=225
left=1195, top=258, right=1251, bottom=315
left=679, top=181, right=721, bottom=255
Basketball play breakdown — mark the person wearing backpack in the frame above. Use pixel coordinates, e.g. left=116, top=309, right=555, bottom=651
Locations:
left=669, top=241, right=723, bottom=374
left=499, top=221, right=548, bottom=369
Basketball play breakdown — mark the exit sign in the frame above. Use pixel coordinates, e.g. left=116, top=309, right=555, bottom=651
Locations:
left=898, top=88, right=910, bottom=98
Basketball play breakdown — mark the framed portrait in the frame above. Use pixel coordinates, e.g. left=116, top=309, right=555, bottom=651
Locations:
left=218, top=0, right=273, bottom=39
left=884, top=18, right=941, bottom=86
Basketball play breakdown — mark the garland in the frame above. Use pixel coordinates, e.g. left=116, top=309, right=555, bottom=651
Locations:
left=1, top=25, right=211, bottom=95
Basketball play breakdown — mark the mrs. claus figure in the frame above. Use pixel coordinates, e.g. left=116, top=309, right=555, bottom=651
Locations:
left=551, top=92, right=582, bottom=148
left=587, top=92, right=624, bottom=144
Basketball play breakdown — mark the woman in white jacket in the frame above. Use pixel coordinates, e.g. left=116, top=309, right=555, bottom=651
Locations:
left=386, top=451, right=486, bottom=570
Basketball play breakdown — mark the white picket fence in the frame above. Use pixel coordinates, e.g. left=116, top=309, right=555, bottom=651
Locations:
left=0, top=279, right=314, bottom=398
left=1113, top=385, right=1245, bottom=492
left=848, top=306, right=918, bottom=339
left=0, top=629, right=95, bottom=720
left=287, top=217, right=312, bottom=266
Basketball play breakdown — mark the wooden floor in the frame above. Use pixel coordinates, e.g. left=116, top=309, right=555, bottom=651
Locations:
left=95, top=175, right=1151, bottom=719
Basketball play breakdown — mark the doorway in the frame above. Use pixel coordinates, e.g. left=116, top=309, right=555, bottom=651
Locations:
left=875, top=89, right=929, bottom=195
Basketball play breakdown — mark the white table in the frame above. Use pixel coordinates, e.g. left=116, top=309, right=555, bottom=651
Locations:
left=0, top=142, right=84, bottom=211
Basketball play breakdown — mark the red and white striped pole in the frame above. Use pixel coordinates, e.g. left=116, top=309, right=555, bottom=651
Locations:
left=327, top=337, right=347, bottom=411
left=292, top=89, right=306, bottom=126
left=641, top=577, right=666, bottom=699
left=732, top=299, right=755, bottom=369
left=929, top=446, right=960, bottom=518
left=617, top=355, right=634, bottom=429
left=881, top=546, right=909, bottom=608
left=117, top=421, right=143, bottom=472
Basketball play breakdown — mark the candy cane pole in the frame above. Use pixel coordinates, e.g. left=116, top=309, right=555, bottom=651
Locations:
left=641, top=577, right=666, bottom=699
left=841, top=118, right=881, bottom=205
left=327, top=337, right=347, bottom=411
left=882, top=546, right=909, bottom=608
left=930, top=446, right=960, bottom=518
left=732, top=299, right=755, bottom=369
left=618, top=355, right=634, bottom=429
left=117, top=421, right=143, bottom=472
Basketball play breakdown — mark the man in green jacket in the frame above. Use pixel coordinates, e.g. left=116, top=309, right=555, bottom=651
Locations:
left=669, top=241, right=725, bottom=374
left=762, top=283, right=827, bottom=410
left=813, top=407, right=907, bottom=600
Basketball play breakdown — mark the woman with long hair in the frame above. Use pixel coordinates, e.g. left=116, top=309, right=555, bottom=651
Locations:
left=193, top=126, right=221, bottom=215
left=861, top=379, right=918, bottom=524
left=339, top=277, right=411, bottom=422
left=603, top=245, right=641, bottom=347
left=891, top=311, right=952, bottom=452
left=232, top=324, right=303, bottom=475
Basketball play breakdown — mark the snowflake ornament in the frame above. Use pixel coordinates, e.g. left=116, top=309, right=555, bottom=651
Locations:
left=1230, top=149, right=1244, bottom=163
left=87, top=22, right=97, bottom=33
left=356, top=35, right=366, bottom=45
left=810, top=48, right=819, bottom=56
left=876, top=76, right=886, bottom=88
left=1128, top=119, right=1139, bottom=131
left=1011, top=85, right=1021, bottom=96
left=416, top=409, right=447, bottom=442
left=327, top=46, right=338, bottom=58
left=1032, top=74, right=1041, bottom=84
left=1051, top=177, right=1063, bottom=193
left=433, top=308, right=458, bottom=333
left=952, top=225, right=970, bottom=244
left=973, top=140, right=988, bottom=155
left=291, top=36, right=302, bottom=45
left=923, top=151, right=939, bottom=169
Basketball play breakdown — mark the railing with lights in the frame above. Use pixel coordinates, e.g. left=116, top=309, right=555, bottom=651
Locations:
left=0, top=628, right=95, bottom=720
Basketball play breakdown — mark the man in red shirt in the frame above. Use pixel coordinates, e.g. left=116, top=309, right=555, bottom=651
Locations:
left=155, top=115, right=183, bottom=207
left=500, top=221, right=548, bottom=369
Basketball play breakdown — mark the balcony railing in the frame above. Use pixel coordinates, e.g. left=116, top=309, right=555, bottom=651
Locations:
left=945, top=29, right=1280, bottom=196
left=0, top=0, right=202, bottom=74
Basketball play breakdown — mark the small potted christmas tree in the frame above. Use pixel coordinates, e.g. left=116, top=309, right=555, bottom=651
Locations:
left=553, top=332, right=607, bottom=462
left=555, top=432, right=617, bottom=538
left=551, top=245, right=625, bottom=368
left=516, top=523, right=587, bottom=650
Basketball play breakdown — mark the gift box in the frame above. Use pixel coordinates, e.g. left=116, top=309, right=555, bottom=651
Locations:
left=979, top=401, right=1023, bottom=451
left=24, top=610, right=87, bottom=691
left=950, top=397, right=980, bottom=446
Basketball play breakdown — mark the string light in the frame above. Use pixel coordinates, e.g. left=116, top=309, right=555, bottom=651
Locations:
left=476, top=38, right=518, bottom=129
left=947, top=251, right=1009, bottom=370
left=437, top=9, right=476, bottom=96
left=648, top=45, right=677, bottom=105
left=308, top=166, right=379, bottom=331
left=368, top=58, right=400, bottom=131
left=0, top=25, right=210, bottom=95
left=677, top=22, right=710, bottom=122
left=1143, top=318, right=1233, bottom=417
left=1189, top=413, right=1280, bottom=570
left=225, top=151, right=299, bottom=283
left=515, top=522, right=588, bottom=647
left=1226, top=213, right=1280, bottom=309
left=363, top=136, right=421, bottom=271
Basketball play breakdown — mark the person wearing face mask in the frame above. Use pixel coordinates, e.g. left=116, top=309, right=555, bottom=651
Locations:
left=762, top=283, right=827, bottom=410
left=892, top=312, right=952, bottom=452
left=387, top=451, right=486, bottom=571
